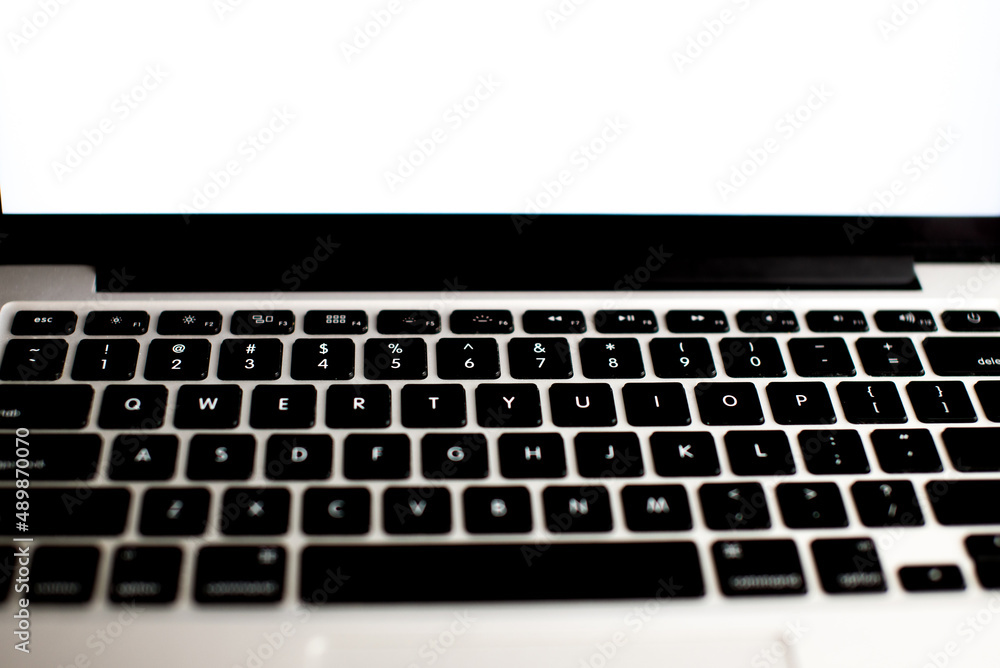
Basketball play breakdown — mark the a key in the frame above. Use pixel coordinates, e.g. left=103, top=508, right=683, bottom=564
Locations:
left=475, top=384, right=542, bottom=428
left=787, top=338, right=856, bottom=377
left=265, top=434, right=333, bottom=480
left=595, top=310, right=658, bottom=334
left=449, top=310, right=513, bottom=334
left=508, top=338, right=573, bottom=379
left=713, top=540, right=805, bottom=596
left=719, top=337, right=786, bottom=377
left=941, top=311, right=1000, bottom=332
left=776, top=483, right=848, bottom=528
left=0, top=433, right=101, bottom=481
left=187, top=434, right=255, bottom=480
left=72, top=339, right=139, bottom=380
left=811, top=538, right=887, bottom=593
left=303, top=310, right=367, bottom=335
left=376, top=310, right=441, bottom=334
left=302, top=487, right=371, bottom=534
left=249, top=385, right=316, bottom=428
left=666, top=310, right=728, bottom=333
left=942, top=428, right=1000, bottom=472
left=363, top=338, right=428, bottom=380
left=464, top=487, right=532, bottom=533
left=851, top=481, right=924, bottom=527
left=84, top=310, right=149, bottom=335
left=98, top=384, right=167, bottom=429
left=422, top=433, right=488, bottom=479
left=856, top=338, right=924, bottom=376
left=436, top=338, right=500, bottom=380
left=922, top=337, right=1000, bottom=376
left=139, top=487, right=210, bottom=535
left=217, top=339, right=282, bottom=381
left=156, top=310, right=222, bottom=335
left=870, top=429, right=942, bottom=473
left=574, top=432, right=644, bottom=477
left=11, top=310, right=76, bottom=335
left=927, top=480, right=1000, bottom=525
left=649, top=338, right=716, bottom=379
left=543, top=485, right=613, bottom=532
left=699, top=483, right=771, bottom=530
left=649, top=432, right=721, bottom=477
left=401, top=384, right=467, bottom=428
left=975, top=381, right=1000, bottom=421
left=837, top=382, right=908, bottom=423
left=579, top=338, right=644, bottom=379
left=343, top=434, right=410, bottom=479
left=522, top=310, right=586, bottom=334
left=290, top=339, right=354, bottom=380
left=220, top=488, right=290, bottom=535
left=383, top=487, right=451, bottom=534
left=0, top=384, right=93, bottom=429
left=231, top=310, right=294, bottom=335
left=874, top=310, right=936, bottom=332
left=622, top=382, right=691, bottom=426
left=906, top=381, right=977, bottom=423
left=694, top=382, right=764, bottom=426
left=798, top=429, right=870, bottom=474
left=174, top=384, right=242, bottom=429
left=736, top=310, right=799, bottom=333
left=549, top=383, right=617, bottom=427
left=0, top=338, right=67, bottom=380
left=724, top=431, right=796, bottom=475
left=326, top=384, right=391, bottom=428
left=621, top=485, right=692, bottom=531
left=965, top=535, right=1000, bottom=588
left=899, top=565, right=965, bottom=592
left=31, top=547, right=100, bottom=603
left=110, top=546, right=183, bottom=603
left=766, top=382, right=837, bottom=424
left=144, top=339, right=211, bottom=381
left=108, top=434, right=178, bottom=480
left=0, top=488, right=129, bottom=535
left=498, top=433, right=566, bottom=478
left=806, top=311, right=868, bottom=332
left=195, top=546, right=285, bottom=603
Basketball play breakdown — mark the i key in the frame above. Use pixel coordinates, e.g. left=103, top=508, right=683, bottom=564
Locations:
left=622, top=382, right=691, bottom=426
left=580, top=338, right=644, bottom=379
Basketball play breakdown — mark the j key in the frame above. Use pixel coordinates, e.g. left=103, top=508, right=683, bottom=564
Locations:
left=84, top=310, right=149, bottom=335
left=594, top=310, right=658, bottom=334
left=899, top=565, right=965, bottom=592
left=798, top=429, right=870, bottom=474
left=851, top=481, right=924, bottom=527
left=436, top=338, right=500, bottom=380
left=108, top=434, right=178, bottom=480
left=812, top=538, right=886, bottom=594
left=837, top=382, right=908, bottom=424
left=195, top=546, right=285, bottom=603
left=302, top=487, right=371, bottom=535
left=975, top=381, right=1000, bottom=421
left=699, top=483, right=771, bottom=530
left=249, top=385, right=316, bottom=428
left=326, top=385, right=391, bottom=428
left=343, top=434, right=410, bottom=479
left=422, top=433, right=488, bottom=479
left=622, top=382, right=691, bottom=426
left=0, top=488, right=129, bottom=535
left=575, top=432, right=644, bottom=477
left=231, top=310, right=294, bottom=335
left=31, top=547, right=99, bottom=603
left=870, top=429, right=942, bottom=473
left=464, top=487, right=532, bottom=533
left=0, top=384, right=93, bottom=429
left=928, top=481, right=1000, bottom=525
left=694, top=382, right=764, bottom=426
left=220, top=488, right=290, bottom=535
left=303, top=310, right=368, bottom=335
left=144, top=339, right=211, bottom=381
left=736, top=310, right=799, bottom=333
left=766, top=382, right=837, bottom=424
left=0, top=338, right=67, bottom=380
left=621, top=485, right=692, bottom=531
left=218, top=339, right=282, bottom=381
left=649, top=338, right=716, bottom=379
left=139, top=487, right=210, bottom=535
left=856, top=338, right=924, bottom=376
left=72, top=339, right=140, bottom=380
left=906, top=381, right=977, bottom=423
left=475, top=384, right=542, bottom=428
left=667, top=310, right=728, bottom=333
left=788, top=338, right=856, bottom=377
left=157, top=310, right=222, bottom=335
left=522, top=310, right=586, bottom=334
left=549, top=383, right=617, bottom=427
left=377, top=310, right=441, bottom=334
left=806, top=311, right=868, bottom=332
left=776, top=483, right=848, bottom=528
left=0, top=433, right=101, bottom=481
left=110, top=546, right=183, bottom=603
left=720, top=338, right=786, bottom=377
left=922, top=337, right=1000, bottom=376
left=580, top=338, right=644, bottom=379
left=650, top=432, right=721, bottom=477
left=508, top=338, right=573, bottom=379
left=12, top=310, right=76, bottom=335
left=98, top=384, right=167, bottom=429
left=449, top=310, right=514, bottom=334
left=174, top=384, right=242, bottom=429
left=941, top=310, right=1000, bottom=332
left=384, top=487, right=451, bottom=534
left=290, top=339, right=354, bottom=380
left=724, top=431, right=796, bottom=475
left=300, top=542, right=704, bottom=602
left=965, top=535, right=1000, bottom=588
left=874, top=310, right=936, bottom=332
left=713, top=540, right=805, bottom=597
left=401, top=384, right=467, bottom=428
left=942, top=428, right=1000, bottom=472
left=498, top=433, right=567, bottom=478
left=187, top=434, right=255, bottom=480
left=265, top=434, right=333, bottom=480
left=543, top=485, right=612, bottom=532
left=363, top=338, right=427, bottom=380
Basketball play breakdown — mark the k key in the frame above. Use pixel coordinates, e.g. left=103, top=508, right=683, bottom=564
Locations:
left=649, top=432, right=721, bottom=477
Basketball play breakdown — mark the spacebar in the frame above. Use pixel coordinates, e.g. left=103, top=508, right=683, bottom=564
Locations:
left=301, top=542, right=704, bottom=602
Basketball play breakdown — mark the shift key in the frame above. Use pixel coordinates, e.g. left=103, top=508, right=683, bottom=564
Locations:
left=923, top=338, right=1000, bottom=376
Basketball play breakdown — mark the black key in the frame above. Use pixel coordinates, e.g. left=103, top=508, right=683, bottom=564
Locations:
left=788, top=338, right=856, bottom=377
left=108, top=434, right=178, bottom=480
left=303, top=310, right=367, bottom=335
left=220, top=488, right=290, bottom=535
left=84, top=310, right=149, bottom=335
left=31, top=547, right=99, bottom=603
left=422, top=433, right=488, bottom=479
left=549, top=383, right=617, bottom=427
left=574, top=432, right=644, bottom=477
left=363, top=338, right=427, bottom=380
left=907, top=381, right=977, bottom=423
left=0, top=384, right=93, bottom=429
left=594, top=310, right=658, bottom=334
left=290, top=339, right=354, bottom=380
left=812, top=538, right=886, bottom=593
left=899, top=565, right=965, bottom=592
left=98, top=384, right=167, bottom=429
left=436, top=338, right=500, bottom=380
left=713, top=540, right=805, bottom=596
left=776, top=483, right=848, bottom=528
left=343, top=434, right=410, bottom=479
left=0, top=338, right=67, bottom=380
left=0, top=547, right=12, bottom=602
left=851, top=480, right=924, bottom=527
left=498, top=433, right=566, bottom=478
left=187, top=434, right=255, bottom=480
left=157, top=310, right=222, bottom=335
left=508, top=338, right=573, bottom=379
left=449, top=310, right=514, bottom=334
left=837, top=382, right=908, bottom=424
left=766, top=382, right=837, bottom=424
left=302, top=487, right=370, bottom=535
left=0, top=488, right=129, bottom=535
left=110, top=546, right=183, bottom=603
left=376, top=310, right=441, bottom=334
left=870, top=429, right=942, bottom=473
left=475, top=384, right=542, bottom=428
left=543, top=485, right=612, bottom=532
left=649, top=337, right=716, bottom=379
left=195, top=546, right=285, bottom=603
left=965, top=535, right=1000, bottom=588
left=694, top=382, right=764, bottom=426
left=326, top=384, right=391, bottom=428
left=927, top=480, right=1000, bottom=525
left=580, top=338, right=644, bottom=379
left=464, top=487, right=532, bottom=533
left=856, top=338, right=924, bottom=376
left=12, top=310, right=76, bottom=335
left=874, top=310, right=936, bottom=332
left=622, top=382, right=691, bottom=426
left=265, top=434, right=333, bottom=480
left=0, top=433, right=101, bottom=481
left=174, top=384, right=242, bottom=429
left=923, top=337, right=1000, bottom=376
left=401, top=384, right=466, bottom=428
left=719, top=338, right=786, bottom=378
left=621, top=485, right=692, bottom=531
left=649, top=432, right=720, bottom=477
left=736, top=310, right=799, bottom=333
left=72, top=339, right=140, bottom=380
left=217, top=339, right=282, bottom=381
left=724, top=431, right=796, bottom=476
left=798, top=429, right=870, bottom=474
left=522, top=310, right=586, bottom=334
left=667, top=310, right=728, bottom=333
left=300, top=542, right=704, bottom=602
left=139, top=487, right=210, bottom=535
left=699, top=483, right=771, bottom=530
left=384, top=487, right=451, bottom=534
left=806, top=311, right=868, bottom=332
left=231, top=310, right=294, bottom=335
left=144, top=339, right=211, bottom=381
left=975, top=381, right=1000, bottom=421
left=941, top=310, right=1000, bottom=332
left=249, top=385, right=316, bottom=428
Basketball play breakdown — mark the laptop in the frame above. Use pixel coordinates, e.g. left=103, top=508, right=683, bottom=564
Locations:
left=1, top=1, right=1000, bottom=666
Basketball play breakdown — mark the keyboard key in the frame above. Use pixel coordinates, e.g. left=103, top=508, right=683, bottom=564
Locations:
left=699, top=483, right=771, bottom=530
left=649, top=337, right=716, bottom=378
left=621, top=485, right=692, bottom=531
left=508, top=338, right=573, bottom=379
left=265, top=434, right=333, bottom=480
left=421, top=433, right=488, bottom=479
left=965, top=535, right=1000, bottom=588
left=941, top=311, right=1000, bottom=332
left=594, top=310, right=658, bottom=333
left=343, top=434, right=410, bottom=479
left=302, top=487, right=371, bottom=534
left=574, top=432, right=644, bottom=477
left=220, top=488, right=290, bottom=535
left=326, top=384, right=391, bottom=428
left=383, top=487, right=451, bottom=534
left=108, top=434, right=178, bottom=480
left=464, top=487, right=532, bottom=533
left=0, top=384, right=93, bottom=429
left=806, top=311, right=868, bottom=332
left=436, top=338, right=500, bottom=379
left=249, top=385, right=316, bottom=428
left=776, top=483, right=848, bottom=528
left=98, top=384, right=167, bottom=429
left=0, top=338, right=67, bottom=380
left=110, top=546, right=183, bottom=603
left=449, top=310, right=513, bottom=334
left=870, top=429, right=942, bottom=473
left=543, top=485, right=612, bottom=532
left=303, top=310, right=367, bottom=335
left=0, top=488, right=128, bottom=535
left=144, top=339, right=211, bottom=381
left=401, top=384, right=467, bottom=428
left=927, top=480, right=1000, bottom=525
left=363, top=338, right=427, bottom=380
left=522, top=310, right=586, bottom=334
left=290, top=339, right=354, bottom=380
left=907, top=381, right=977, bottom=423
left=498, top=433, right=566, bottom=478
left=622, top=382, right=691, bottom=426
left=856, top=338, right=924, bottom=376
left=195, top=546, right=285, bottom=603
left=975, top=381, right=1000, bottom=421
left=811, top=538, right=886, bottom=593
left=649, top=432, right=720, bottom=477
left=837, top=382, right=908, bottom=424
left=713, top=540, right=805, bottom=596
left=851, top=480, right=924, bottom=527
left=231, top=310, right=294, bottom=335
left=899, top=565, right=965, bottom=592
left=31, top=546, right=99, bottom=603
left=376, top=310, right=441, bottom=334
left=874, top=310, right=936, bottom=332
left=549, top=383, right=617, bottom=427
left=84, top=310, right=149, bottom=335
left=72, top=339, right=140, bottom=380
left=12, top=310, right=76, bottom=335
left=719, top=338, right=786, bottom=377
left=156, top=310, right=222, bottom=335
left=667, top=310, right=728, bottom=333
left=218, top=339, right=282, bottom=381
left=139, top=487, right=210, bottom=535
left=174, top=384, right=242, bottom=428
left=694, top=382, right=764, bottom=426
left=766, top=382, right=837, bottom=424
left=475, top=384, right=542, bottom=428
left=788, top=338, right=856, bottom=377
left=580, top=338, right=644, bottom=379
left=187, top=434, right=255, bottom=480
left=724, top=431, right=796, bottom=475
left=798, top=429, right=870, bottom=474
left=736, top=310, right=799, bottom=333
left=0, top=433, right=101, bottom=481
left=923, top=337, right=1000, bottom=376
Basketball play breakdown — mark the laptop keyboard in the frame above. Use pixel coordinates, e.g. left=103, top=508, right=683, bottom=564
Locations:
left=2, top=304, right=1000, bottom=605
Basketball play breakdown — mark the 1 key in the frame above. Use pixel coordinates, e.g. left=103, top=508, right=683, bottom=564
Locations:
left=72, top=339, right=140, bottom=381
